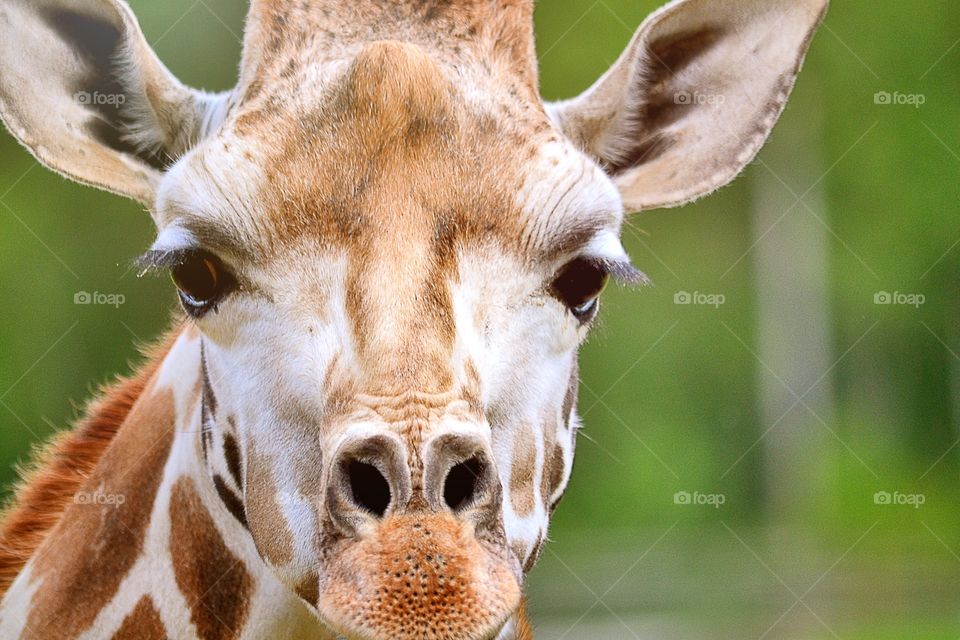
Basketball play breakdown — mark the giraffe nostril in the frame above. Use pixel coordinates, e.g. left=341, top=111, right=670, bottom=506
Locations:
left=347, top=461, right=391, bottom=517
left=327, top=434, right=411, bottom=536
left=443, top=456, right=485, bottom=512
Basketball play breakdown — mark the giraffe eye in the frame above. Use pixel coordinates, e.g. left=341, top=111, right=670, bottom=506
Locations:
left=171, top=251, right=234, bottom=317
left=551, top=258, right=609, bottom=322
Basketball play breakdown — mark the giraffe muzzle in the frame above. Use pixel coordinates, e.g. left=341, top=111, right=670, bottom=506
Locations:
left=317, top=431, right=522, bottom=639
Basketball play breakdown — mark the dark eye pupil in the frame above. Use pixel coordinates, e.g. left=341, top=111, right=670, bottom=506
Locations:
left=552, top=259, right=608, bottom=318
left=172, top=255, right=220, bottom=305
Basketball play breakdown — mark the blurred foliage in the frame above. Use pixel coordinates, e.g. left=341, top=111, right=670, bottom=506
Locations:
left=0, top=0, right=958, bottom=637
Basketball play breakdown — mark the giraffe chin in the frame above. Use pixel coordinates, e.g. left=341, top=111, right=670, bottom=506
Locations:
left=316, top=512, right=521, bottom=640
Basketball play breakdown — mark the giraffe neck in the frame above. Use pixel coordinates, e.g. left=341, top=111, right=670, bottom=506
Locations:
left=0, top=326, right=324, bottom=639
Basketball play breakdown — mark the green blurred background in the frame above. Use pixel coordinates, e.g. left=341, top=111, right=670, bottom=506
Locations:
left=1, top=1, right=958, bottom=638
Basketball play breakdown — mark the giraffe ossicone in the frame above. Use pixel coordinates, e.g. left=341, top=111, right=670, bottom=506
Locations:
left=0, top=0, right=827, bottom=638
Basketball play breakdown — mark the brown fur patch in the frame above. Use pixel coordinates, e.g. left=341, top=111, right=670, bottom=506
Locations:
left=22, top=381, right=178, bottom=636
left=244, top=447, right=295, bottom=567
left=170, top=476, right=253, bottom=640
left=510, top=423, right=536, bottom=517
left=0, top=327, right=180, bottom=598
left=111, top=596, right=166, bottom=640
left=547, top=443, right=568, bottom=512
left=343, top=41, right=449, bottom=139
left=516, top=599, right=534, bottom=640
left=222, top=431, right=243, bottom=490
left=294, top=572, right=320, bottom=606
left=213, top=474, right=248, bottom=528
left=539, top=418, right=557, bottom=516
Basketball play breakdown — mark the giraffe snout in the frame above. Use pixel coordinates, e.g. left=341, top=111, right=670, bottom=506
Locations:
left=325, top=430, right=504, bottom=536
left=317, top=431, right=520, bottom=639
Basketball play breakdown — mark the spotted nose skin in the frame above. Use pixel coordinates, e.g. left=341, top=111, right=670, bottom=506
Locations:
left=318, top=512, right=520, bottom=640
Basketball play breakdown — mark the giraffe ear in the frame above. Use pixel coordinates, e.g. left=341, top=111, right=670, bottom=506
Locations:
left=0, top=0, right=229, bottom=206
left=548, top=0, right=828, bottom=212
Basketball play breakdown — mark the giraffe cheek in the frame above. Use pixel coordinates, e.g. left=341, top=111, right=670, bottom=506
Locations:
left=243, top=446, right=322, bottom=599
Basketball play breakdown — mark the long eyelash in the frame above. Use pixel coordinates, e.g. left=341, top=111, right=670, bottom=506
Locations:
left=134, top=249, right=196, bottom=275
left=590, top=258, right=651, bottom=286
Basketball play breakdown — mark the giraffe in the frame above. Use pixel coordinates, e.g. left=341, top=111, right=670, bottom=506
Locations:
left=0, top=0, right=828, bottom=638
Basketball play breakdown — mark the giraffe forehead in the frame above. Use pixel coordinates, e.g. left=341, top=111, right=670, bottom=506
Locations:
left=256, top=44, right=535, bottom=226
left=157, top=36, right=620, bottom=276
left=341, top=40, right=449, bottom=121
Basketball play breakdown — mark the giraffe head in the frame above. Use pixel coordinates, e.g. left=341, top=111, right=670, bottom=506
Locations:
left=0, top=0, right=827, bottom=637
